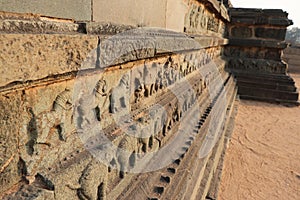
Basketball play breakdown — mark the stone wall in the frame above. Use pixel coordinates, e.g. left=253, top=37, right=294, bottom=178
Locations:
left=225, top=8, right=299, bottom=105
left=0, top=1, right=237, bottom=199
left=0, top=1, right=297, bottom=200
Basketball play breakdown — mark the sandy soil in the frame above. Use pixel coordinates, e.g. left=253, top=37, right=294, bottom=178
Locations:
left=218, top=73, right=300, bottom=200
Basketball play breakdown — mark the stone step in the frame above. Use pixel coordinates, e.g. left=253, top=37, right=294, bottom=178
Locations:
left=238, top=86, right=299, bottom=102
left=237, top=80, right=297, bottom=92
left=229, top=69, right=299, bottom=104
left=239, top=95, right=300, bottom=106
left=232, top=71, right=294, bottom=82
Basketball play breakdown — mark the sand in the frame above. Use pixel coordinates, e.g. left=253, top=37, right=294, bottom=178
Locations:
left=218, top=73, right=300, bottom=200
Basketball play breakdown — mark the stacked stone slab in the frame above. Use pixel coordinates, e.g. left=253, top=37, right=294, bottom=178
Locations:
left=0, top=1, right=238, bottom=200
left=225, top=8, right=299, bottom=104
left=283, top=46, right=300, bottom=73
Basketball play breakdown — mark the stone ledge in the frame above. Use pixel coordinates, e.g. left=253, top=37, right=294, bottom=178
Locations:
left=0, top=19, right=81, bottom=34
left=229, top=8, right=293, bottom=26
left=0, top=29, right=227, bottom=90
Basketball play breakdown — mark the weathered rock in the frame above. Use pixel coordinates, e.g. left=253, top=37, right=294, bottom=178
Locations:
left=0, top=92, right=23, bottom=194
left=0, top=34, right=98, bottom=88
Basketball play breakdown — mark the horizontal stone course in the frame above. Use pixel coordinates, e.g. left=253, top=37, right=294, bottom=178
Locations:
left=228, top=38, right=288, bottom=49
left=254, top=27, right=286, bottom=40
left=229, top=8, right=292, bottom=26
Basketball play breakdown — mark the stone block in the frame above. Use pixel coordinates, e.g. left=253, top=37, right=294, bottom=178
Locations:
left=0, top=34, right=98, bottom=88
left=269, top=18, right=293, bottom=26
left=228, top=38, right=288, bottom=49
left=166, top=0, right=187, bottom=32
left=93, top=0, right=167, bottom=28
left=230, top=26, right=253, bottom=38
left=224, top=46, right=282, bottom=61
left=255, top=28, right=286, bottom=40
left=0, top=0, right=91, bottom=21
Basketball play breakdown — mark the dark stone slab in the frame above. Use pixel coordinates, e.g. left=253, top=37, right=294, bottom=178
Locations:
left=229, top=8, right=293, bottom=26
left=231, top=26, right=252, bottom=38
left=237, top=80, right=297, bottom=92
left=255, top=28, right=286, bottom=40
left=224, top=46, right=281, bottom=61
left=228, top=38, right=288, bottom=49
left=238, top=86, right=299, bottom=101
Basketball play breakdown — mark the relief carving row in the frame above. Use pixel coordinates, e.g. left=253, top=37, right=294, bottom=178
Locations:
left=22, top=48, right=219, bottom=199
left=185, top=4, right=222, bottom=34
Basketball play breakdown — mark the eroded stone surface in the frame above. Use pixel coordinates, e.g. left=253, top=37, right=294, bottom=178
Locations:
left=0, top=92, right=23, bottom=194
left=0, top=34, right=98, bottom=87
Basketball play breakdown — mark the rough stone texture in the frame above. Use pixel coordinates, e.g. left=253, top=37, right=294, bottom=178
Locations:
left=0, top=91, right=23, bottom=194
left=0, top=0, right=92, bottom=21
left=230, top=26, right=252, bottom=38
left=0, top=34, right=98, bottom=88
left=0, top=19, right=81, bottom=34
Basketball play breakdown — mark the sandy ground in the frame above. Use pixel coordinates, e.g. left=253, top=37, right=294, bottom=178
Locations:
left=218, top=73, right=300, bottom=200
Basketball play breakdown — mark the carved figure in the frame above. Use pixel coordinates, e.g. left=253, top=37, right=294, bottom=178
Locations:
left=162, top=103, right=174, bottom=136
left=172, top=100, right=182, bottom=123
left=77, top=78, right=108, bottom=129
left=78, top=149, right=114, bottom=200
left=180, top=58, right=188, bottom=77
left=143, top=63, right=157, bottom=97
left=94, top=79, right=109, bottom=120
left=116, top=133, right=138, bottom=178
left=134, top=85, right=144, bottom=103
left=136, top=117, right=152, bottom=154
left=35, top=88, right=73, bottom=144
left=110, top=74, right=130, bottom=113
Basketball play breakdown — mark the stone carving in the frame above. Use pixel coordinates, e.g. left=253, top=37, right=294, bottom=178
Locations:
left=180, top=56, right=189, bottom=76
left=34, top=88, right=73, bottom=145
left=134, top=84, right=144, bottom=103
left=77, top=159, right=109, bottom=200
left=94, top=79, right=109, bottom=120
left=116, top=134, right=138, bottom=178
left=77, top=78, right=108, bottom=129
left=144, top=63, right=158, bottom=97
left=110, top=74, right=130, bottom=114
left=136, top=116, right=153, bottom=154
left=162, top=102, right=175, bottom=136
left=171, top=99, right=181, bottom=123
left=185, top=4, right=221, bottom=33
left=149, top=108, right=162, bottom=144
